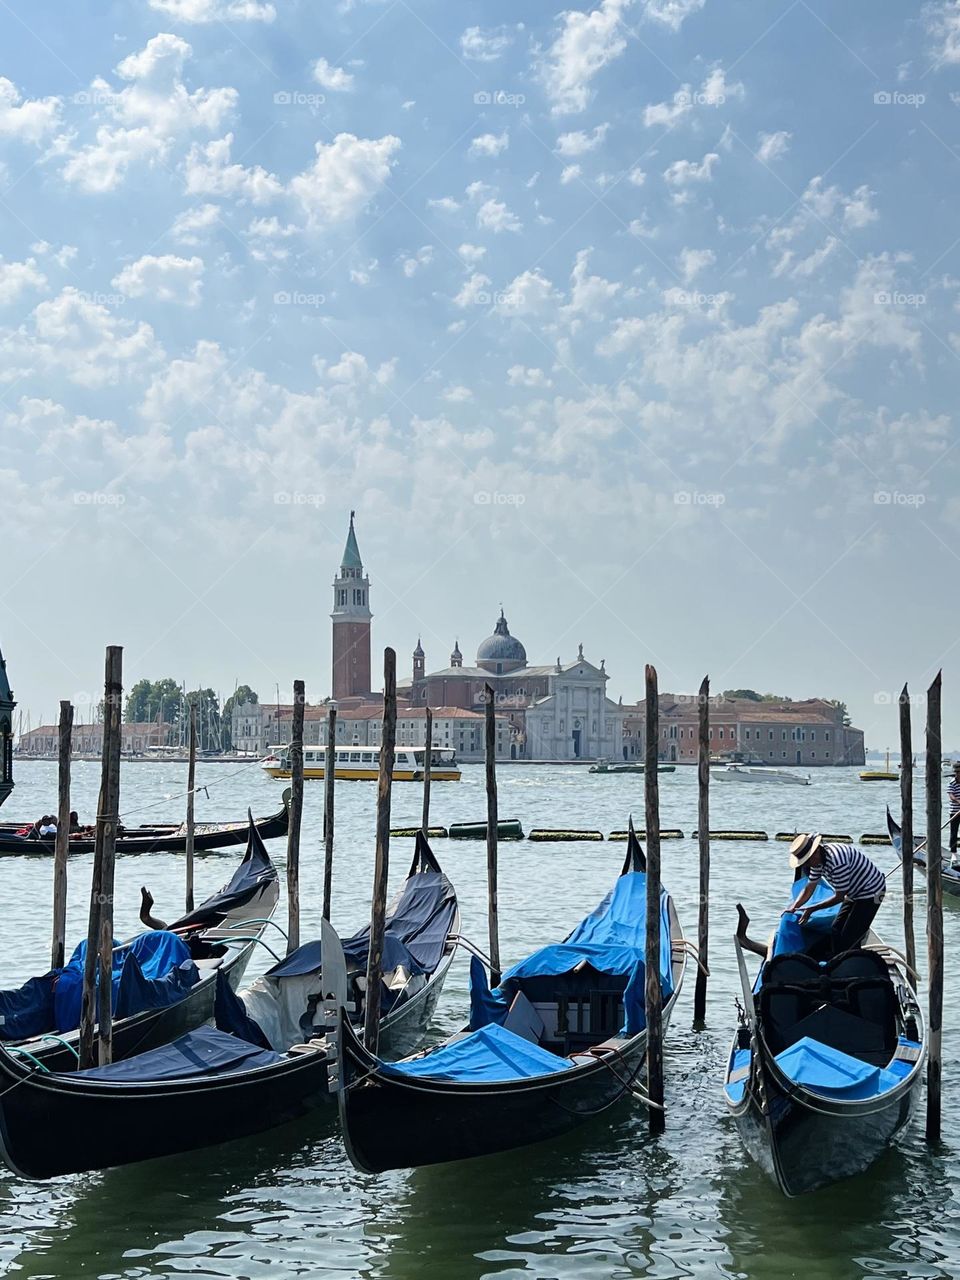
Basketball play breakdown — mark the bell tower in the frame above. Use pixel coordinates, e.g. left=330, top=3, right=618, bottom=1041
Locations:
left=331, top=511, right=372, bottom=700
left=413, top=638, right=425, bottom=682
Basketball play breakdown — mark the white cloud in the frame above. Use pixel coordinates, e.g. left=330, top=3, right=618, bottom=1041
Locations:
left=508, top=364, right=552, bottom=387
left=664, top=152, right=719, bottom=192
left=349, top=259, right=379, bottom=285
left=562, top=248, right=620, bottom=325
left=0, top=258, right=47, bottom=306
left=312, top=58, right=355, bottom=91
left=171, top=202, right=221, bottom=243
left=560, top=163, right=581, bottom=184
left=442, top=384, right=473, bottom=402
left=476, top=197, right=521, bottom=232
left=540, top=0, right=632, bottom=116
left=926, top=1, right=960, bottom=65
left=469, top=130, right=509, bottom=158
left=555, top=123, right=609, bottom=155
left=773, top=237, right=839, bottom=280
left=803, top=176, right=878, bottom=228
left=149, top=0, right=275, bottom=19
left=498, top=268, right=557, bottom=314
left=428, top=196, right=461, bottom=213
left=290, top=133, right=400, bottom=226
left=458, top=243, right=486, bottom=264
left=678, top=247, right=715, bottom=282
left=756, top=130, right=791, bottom=163
left=644, top=67, right=742, bottom=128
left=0, top=78, right=60, bottom=143
left=401, top=245, right=434, bottom=277
left=454, top=272, right=491, bottom=306
left=643, top=86, right=693, bottom=128
left=642, top=0, right=705, bottom=30
left=460, top=24, right=517, bottom=60
left=113, top=253, right=205, bottom=305
left=185, top=133, right=282, bottom=203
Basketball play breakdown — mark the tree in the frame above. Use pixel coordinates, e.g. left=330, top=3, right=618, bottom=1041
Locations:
left=125, top=677, right=181, bottom=724
left=183, top=688, right=222, bottom=752
left=723, top=688, right=763, bottom=702
left=828, top=699, right=851, bottom=727
left=221, top=685, right=258, bottom=752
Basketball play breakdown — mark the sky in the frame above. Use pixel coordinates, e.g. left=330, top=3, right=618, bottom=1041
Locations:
left=2, top=0, right=960, bottom=748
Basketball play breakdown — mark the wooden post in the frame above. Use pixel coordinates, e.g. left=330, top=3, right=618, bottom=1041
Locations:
left=485, top=683, right=501, bottom=987
left=51, top=700, right=73, bottom=970
left=925, top=670, right=943, bottom=1142
left=694, top=676, right=710, bottom=1026
left=644, top=663, right=665, bottom=1134
left=421, top=706, right=433, bottom=838
left=78, top=646, right=123, bottom=1069
left=286, top=679, right=305, bottom=953
left=364, top=649, right=396, bottom=1053
left=899, top=683, right=916, bottom=976
left=322, top=703, right=336, bottom=922
left=185, top=702, right=197, bottom=913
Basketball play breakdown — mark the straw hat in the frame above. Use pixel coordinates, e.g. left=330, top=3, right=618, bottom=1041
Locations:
left=789, top=832, right=823, bottom=868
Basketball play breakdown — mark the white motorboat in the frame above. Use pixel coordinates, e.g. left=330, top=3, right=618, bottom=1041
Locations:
left=711, top=765, right=811, bottom=786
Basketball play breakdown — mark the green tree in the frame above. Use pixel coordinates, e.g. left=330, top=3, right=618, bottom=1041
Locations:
left=723, top=688, right=763, bottom=702
left=183, top=688, right=222, bottom=752
left=828, top=699, right=851, bottom=727
left=125, top=677, right=181, bottom=724
left=221, top=685, right=258, bottom=752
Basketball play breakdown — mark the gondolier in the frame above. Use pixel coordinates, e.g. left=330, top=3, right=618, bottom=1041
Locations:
left=949, top=762, right=960, bottom=861
left=785, top=834, right=885, bottom=957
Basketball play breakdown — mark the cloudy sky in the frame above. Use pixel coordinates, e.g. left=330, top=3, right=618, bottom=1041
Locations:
left=2, top=0, right=960, bottom=746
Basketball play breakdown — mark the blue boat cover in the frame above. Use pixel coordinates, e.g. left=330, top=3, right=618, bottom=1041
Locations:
left=114, top=951, right=199, bottom=1021
left=772, top=875, right=843, bottom=956
left=78, top=1026, right=283, bottom=1082
left=0, top=974, right=58, bottom=1042
left=53, top=931, right=197, bottom=1033
left=774, top=1037, right=901, bottom=1099
left=472, top=872, right=672, bottom=1037
left=382, top=1022, right=573, bottom=1083
left=725, top=1047, right=752, bottom=1104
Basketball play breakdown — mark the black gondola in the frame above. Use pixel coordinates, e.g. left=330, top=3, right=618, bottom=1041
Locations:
left=724, top=868, right=925, bottom=1196
left=888, top=806, right=960, bottom=897
left=0, top=834, right=458, bottom=1179
left=0, top=789, right=290, bottom=857
left=0, top=814, right=280, bottom=1074
left=335, top=831, right=687, bottom=1173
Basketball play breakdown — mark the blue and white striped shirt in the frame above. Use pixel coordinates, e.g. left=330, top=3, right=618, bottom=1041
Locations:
left=949, top=778, right=960, bottom=816
left=809, top=844, right=885, bottom=902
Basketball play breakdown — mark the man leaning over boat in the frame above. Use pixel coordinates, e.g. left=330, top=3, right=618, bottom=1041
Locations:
left=783, top=833, right=886, bottom=957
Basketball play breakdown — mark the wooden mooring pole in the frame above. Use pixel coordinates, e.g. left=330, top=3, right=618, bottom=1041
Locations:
left=322, top=703, right=336, bottom=922
left=286, top=679, right=305, bottom=953
left=185, top=701, right=197, bottom=913
left=899, top=684, right=916, bottom=976
left=51, top=700, right=73, bottom=970
left=926, top=671, right=943, bottom=1143
left=644, top=663, right=665, bottom=1134
left=78, top=646, right=122, bottom=1069
left=364, top=649, right=396, bottom=1054
left=694, top=675, right=710, bottom=1026
left=421, top=706, right=433, bottom=838
left=485, top=683, right=501, bottom=988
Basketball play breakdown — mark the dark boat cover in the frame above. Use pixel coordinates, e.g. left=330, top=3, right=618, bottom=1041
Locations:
left=54, top=931, right=197, bottom=1032
left=0, top=974, right=58, bottom=1041
left=339, top=869, right=456, bottom=974
left=167, top=820, right=276, bottom=932
left=77, top=1026, right=283, bottom=1082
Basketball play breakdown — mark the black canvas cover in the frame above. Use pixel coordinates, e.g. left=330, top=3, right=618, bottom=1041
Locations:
left=168, top=818, right=277, bottom=931
left=78, top=1026, right=283, bottom=1082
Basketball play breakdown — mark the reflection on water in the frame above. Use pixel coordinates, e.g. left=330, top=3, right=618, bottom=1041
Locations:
left=0, top=761, right=958, bottom=1278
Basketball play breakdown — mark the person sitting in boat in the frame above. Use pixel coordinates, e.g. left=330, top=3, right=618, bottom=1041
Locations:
left=69, top=810, right=82, bottom=834
left=38, top=815, right=58, bottom=837
left=784, top=833, right=885, bottom=957
left=949, top=762, right=960, bottom=864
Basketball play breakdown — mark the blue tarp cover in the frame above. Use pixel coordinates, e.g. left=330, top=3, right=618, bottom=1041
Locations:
left=772, top=876, right=843, bottom=956
left=0, top=974, right=57, bottom=1042
left=774, top=1036, right=901, bottom=1099
left=382, top=1022, right=573, bottom=1083
left=78, top=1026, right=283, bottom=1082
left=54, top=931, right=196, bottom=1033
left=725, top=1047, right=752, bottom=1103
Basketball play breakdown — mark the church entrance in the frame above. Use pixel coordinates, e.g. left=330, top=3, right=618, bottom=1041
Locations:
left=572, top=728, right=581, bottom=758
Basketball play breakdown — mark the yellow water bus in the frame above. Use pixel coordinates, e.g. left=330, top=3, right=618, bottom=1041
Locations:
left=261, top=744, right=462, bottom=782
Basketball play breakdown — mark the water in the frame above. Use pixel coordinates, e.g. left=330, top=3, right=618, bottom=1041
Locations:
left=0, top=761, right=957, bottom=1279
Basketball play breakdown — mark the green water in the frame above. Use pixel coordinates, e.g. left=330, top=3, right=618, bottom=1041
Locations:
left=0, top=761, right=955, bottom=1279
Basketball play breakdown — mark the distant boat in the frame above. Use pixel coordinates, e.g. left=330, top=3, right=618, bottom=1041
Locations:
left=588, top=760, right=675, bottom=775
left=860, top=750, right=898, bottom=782
left=711, top=765, right=811, bottom=786
left=262, top=744, right=461, bottom=782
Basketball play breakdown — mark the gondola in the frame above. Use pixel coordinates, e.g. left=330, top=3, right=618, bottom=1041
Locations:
left=725, top=869, right=925, bottom=1196
left=0, top=834, right=458, bottom=1178
left=0, top=789, right=290, bottom=857
left=335, top=828, right=687, bottom=1173
left=887, top=806, right=960, bottom=898
left=0, top=814, right=280, bottom=1074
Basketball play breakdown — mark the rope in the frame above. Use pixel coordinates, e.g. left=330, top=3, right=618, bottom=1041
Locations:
left=114, top=754, right=272, bottom=820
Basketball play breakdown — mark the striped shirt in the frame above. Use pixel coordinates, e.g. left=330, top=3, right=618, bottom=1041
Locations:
left=808, top=844, right=885, bottom=901
left=949, top=778, right=960, bottom=816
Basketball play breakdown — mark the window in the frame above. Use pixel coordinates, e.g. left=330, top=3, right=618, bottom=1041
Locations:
left=782, top=730, right=786, bottom=741
left=745, top=729, right=751, bottom=740
left=769, top=730, right=773, bottom=740
left=782, top=751, right=786, bottom=758
left=592, top=720, right=597, bottom=733
left=811, top=751, right=816, bottom=759
left=719, top=727, right=724, bottom=740
left=825, top=731, right=830, bottom=741
left=361, top=752, right=373, bottom=762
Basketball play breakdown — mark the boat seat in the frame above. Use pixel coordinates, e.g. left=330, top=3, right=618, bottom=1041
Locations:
left=501, top=992, right=545, bottom=1045
left=192, top=956, right=225, bottom=972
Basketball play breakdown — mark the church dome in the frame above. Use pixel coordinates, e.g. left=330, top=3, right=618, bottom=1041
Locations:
left=477, top=611, right=526, bottom=671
